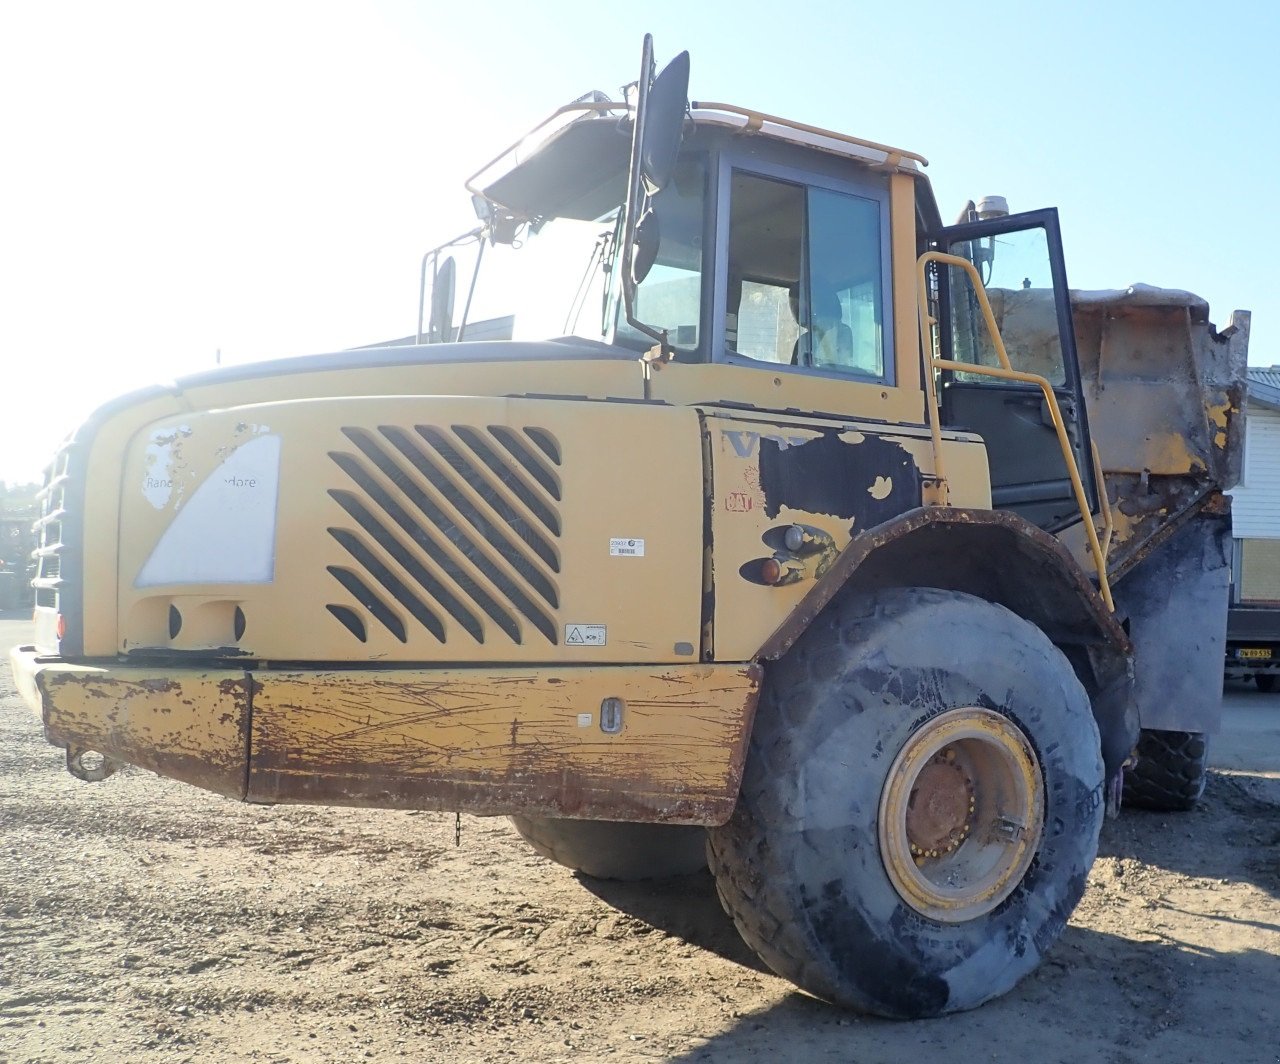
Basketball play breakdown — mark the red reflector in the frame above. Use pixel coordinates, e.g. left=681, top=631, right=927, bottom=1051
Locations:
left=761, top=558, right=783, bottom=585
left=56, top=614, right=67, bottom=640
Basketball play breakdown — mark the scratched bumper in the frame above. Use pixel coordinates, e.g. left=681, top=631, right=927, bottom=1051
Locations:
left=247, top=664, right=762, bottom=824
left=7, top=653, right=762, bottom=825
left=12, top=648, right=252, bottom=798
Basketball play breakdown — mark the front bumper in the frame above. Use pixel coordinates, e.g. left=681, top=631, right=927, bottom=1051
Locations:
left=10, top=644, right=252, bottom=797
left=7, top=648, right=761, bottom=825
left=9, top=644, right=42, bottom=714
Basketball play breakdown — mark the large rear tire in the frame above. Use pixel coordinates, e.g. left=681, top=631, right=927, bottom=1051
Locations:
left=509, top=816, right=707, bottom=880
left=1121, top=729, right=1209, bottom=811
left=707, top=587, right=1104, bottom=1018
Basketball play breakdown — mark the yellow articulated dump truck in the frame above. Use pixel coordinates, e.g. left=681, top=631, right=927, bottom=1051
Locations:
left=9, top=37, right=1247, bottom=1018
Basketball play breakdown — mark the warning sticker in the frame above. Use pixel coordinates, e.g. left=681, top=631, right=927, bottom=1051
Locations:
left=565, top=624, right=607, bottom=646
left=609, top=538, right=645, bottom=557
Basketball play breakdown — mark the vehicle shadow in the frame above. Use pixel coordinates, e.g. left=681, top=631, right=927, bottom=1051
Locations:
left=574, top=867, right=770, bottom=974
left=652, top=924, right=1280, bottom=1063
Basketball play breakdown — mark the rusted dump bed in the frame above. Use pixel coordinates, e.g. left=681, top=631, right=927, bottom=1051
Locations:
left=1071, top=284, right=1248, bottom=577
left=1069, top=286, right=1248, bottom=735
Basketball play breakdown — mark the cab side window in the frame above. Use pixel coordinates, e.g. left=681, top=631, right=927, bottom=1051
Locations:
left=725, top=170, right=888, bottom=380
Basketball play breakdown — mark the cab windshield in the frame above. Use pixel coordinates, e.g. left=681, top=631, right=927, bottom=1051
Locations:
left=610, top=155, right=707, bottom=357
left=449, top=115, right=708, bottom=356
left=459, top=217, right=614, bottom=344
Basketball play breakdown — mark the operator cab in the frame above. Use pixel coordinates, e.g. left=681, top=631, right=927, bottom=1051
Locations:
left=431, top=44, right=1098, bottom=537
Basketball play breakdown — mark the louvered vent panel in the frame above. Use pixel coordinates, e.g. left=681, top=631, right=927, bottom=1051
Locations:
left=325, top=424, right=562, bottom=647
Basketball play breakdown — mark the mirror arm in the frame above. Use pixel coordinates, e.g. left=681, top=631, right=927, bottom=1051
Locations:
left=456, top=238, right=486, bottom=344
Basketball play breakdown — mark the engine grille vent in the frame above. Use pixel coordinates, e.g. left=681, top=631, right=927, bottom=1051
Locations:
left=325, top=424, right=563, bottom=647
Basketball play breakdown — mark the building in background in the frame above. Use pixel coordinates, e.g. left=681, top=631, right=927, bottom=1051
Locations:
left=1229, top=368, right=1280, bottom=605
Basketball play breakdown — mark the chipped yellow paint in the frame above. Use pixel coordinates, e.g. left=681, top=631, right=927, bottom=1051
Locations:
left=248, top=663, right=762, bottom=824
left=869, top=476, right=893, bottom=500
left=1207, top=399, right=1232, bottom=430
left=1147, top=431, right=1206, bottom=474
left=706, top=411, right=991, bottom=659
left=31, top=661, right=250, bottom=798
left=1109, top=506, right=1141, bottom=549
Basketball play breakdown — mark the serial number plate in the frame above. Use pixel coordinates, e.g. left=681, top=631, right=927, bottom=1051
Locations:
left=1238, top=648, right=1272, bottom=660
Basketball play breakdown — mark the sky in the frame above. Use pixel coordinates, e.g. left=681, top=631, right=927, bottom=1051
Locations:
left=2, top=0, right=1276, bottom=485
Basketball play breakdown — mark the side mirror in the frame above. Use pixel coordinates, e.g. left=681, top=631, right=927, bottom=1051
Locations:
left=428, top=256, right=457, bottom=344
left=640, top=51, right=689, bottom=196
left=619, top=35, right=689, bottom=357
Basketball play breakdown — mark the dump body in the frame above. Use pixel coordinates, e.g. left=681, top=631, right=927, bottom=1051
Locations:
left=1064, top=287, right=1249, bottom=733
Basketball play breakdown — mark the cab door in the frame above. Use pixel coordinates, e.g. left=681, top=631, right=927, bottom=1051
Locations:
left=931, top=209, right=1097, bottom=531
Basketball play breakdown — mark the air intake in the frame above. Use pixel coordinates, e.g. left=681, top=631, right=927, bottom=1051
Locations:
left=325, top=424, right=562, bottom=647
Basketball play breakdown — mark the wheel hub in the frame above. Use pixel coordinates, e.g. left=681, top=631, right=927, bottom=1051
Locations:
left=905, top=753, right=974, bottom=858
left=879, top=707, right=1045, bottom=923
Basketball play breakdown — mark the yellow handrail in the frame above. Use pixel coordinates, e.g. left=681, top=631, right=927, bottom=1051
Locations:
left=915, top=251, right=1114, bottom=612
left=1090, top=441, right=1114, bottom=562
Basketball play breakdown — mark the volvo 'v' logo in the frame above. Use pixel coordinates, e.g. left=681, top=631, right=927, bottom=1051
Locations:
left=721, top=430, right=811, bottom=458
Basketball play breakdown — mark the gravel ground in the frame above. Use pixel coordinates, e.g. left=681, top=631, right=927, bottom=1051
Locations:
left=3, top=614, right=1279, bottom=1063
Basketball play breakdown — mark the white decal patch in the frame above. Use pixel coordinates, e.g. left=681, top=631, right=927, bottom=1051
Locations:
left=141, top=425, right=190, bottom=510
left=135, top=434, right=283, bottom=587
left=576, top=713, right=594, bottom=728
left=609, top=538, right=645, bottom=557
left=565, top=624, right=607, bottom=647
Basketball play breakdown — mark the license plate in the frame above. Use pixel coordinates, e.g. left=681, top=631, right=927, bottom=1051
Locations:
left=1238, top=647, right=1272, bottom=660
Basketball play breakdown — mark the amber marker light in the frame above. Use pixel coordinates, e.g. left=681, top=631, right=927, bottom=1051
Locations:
left=56, top=614, right=67, bottom=640
left=761, top=557, right=784, bottom=585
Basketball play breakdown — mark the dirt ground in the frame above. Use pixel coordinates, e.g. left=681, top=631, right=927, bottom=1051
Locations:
left=2, top=613, right=1279, bottom=1064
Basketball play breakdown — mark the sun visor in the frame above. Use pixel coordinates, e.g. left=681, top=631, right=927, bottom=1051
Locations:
left=481, top=120, right=631, bottom=222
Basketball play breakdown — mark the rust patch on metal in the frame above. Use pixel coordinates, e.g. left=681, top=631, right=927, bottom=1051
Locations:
left=906, top=755, right=972, bottom=856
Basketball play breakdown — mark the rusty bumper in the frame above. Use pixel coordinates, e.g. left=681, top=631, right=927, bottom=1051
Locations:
left=11, top=646, right=253, bottom=797
left=8, top=650, right=762, bottom=826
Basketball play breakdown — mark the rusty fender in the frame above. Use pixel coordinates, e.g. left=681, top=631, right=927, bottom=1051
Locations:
left=756, top=507, right=1137, bottom=778
left=15, top=650, right=762, bottom=826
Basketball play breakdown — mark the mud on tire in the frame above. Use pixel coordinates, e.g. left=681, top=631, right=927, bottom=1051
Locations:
left=1122, top=729, right=1209, bottom=812
left=707, top=587, right=1104, bottom=1019
left=509, top=816, right=707, bottom=881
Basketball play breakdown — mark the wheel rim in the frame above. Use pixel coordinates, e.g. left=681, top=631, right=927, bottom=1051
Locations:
left=878, top=707, right=1044, bottom=923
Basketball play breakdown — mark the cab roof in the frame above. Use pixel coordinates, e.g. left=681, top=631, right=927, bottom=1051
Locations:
left=468, top=98, right=927, bottom=222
